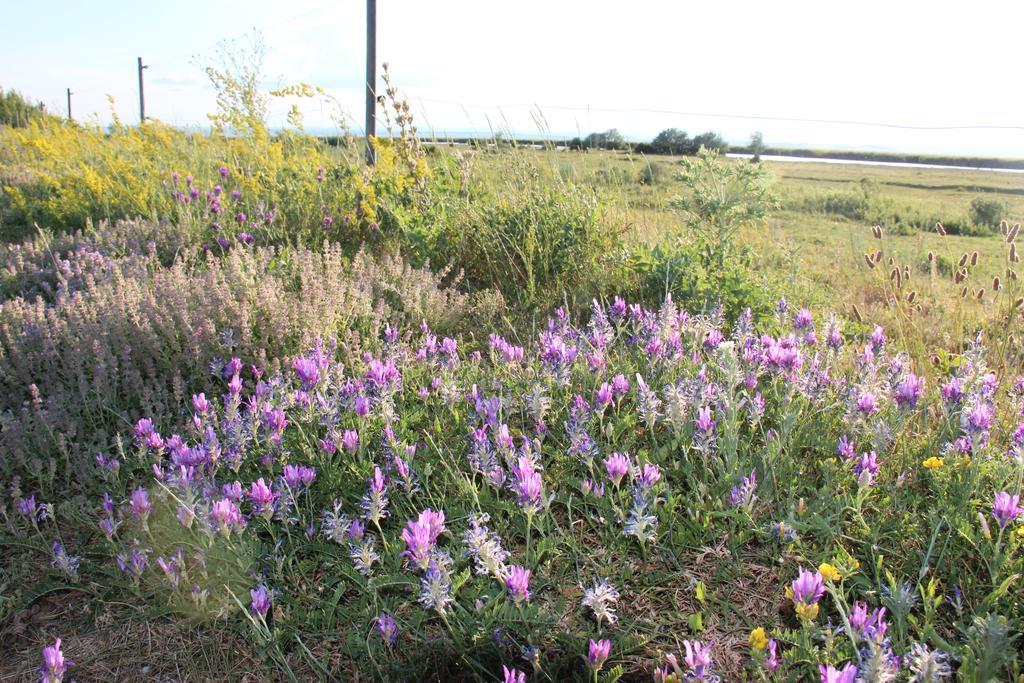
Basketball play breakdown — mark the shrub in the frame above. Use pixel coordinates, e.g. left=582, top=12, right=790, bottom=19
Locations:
left=618, top=240, right=777, bottom=320
left=0, top=224, right=497, bottom=492
left=969, top=196, right=1006, bottom=229
left=0, top=87, right=54, bottom=128
left=671, top=149, right=777, bottom=270
left=637, top=161, right=670, bottom=186
left=448, top=158, right=615, bottom=309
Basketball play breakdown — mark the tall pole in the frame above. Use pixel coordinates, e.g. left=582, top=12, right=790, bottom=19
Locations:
left=137, top=57, right=148, bottom=123
left=66, top=88, right=72, bottom=121
left=365, top=0, right=376, bottom=166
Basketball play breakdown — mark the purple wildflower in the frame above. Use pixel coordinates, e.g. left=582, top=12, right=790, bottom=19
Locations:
left=940, top=377, right=964, bottom=404
left=636, top=462, right=661, bottom=488
left=588, top=638, right=611, bottom=672
left=790, top=567, right=825, bottom=620
left=40, top=638, right=72, bottom=683
left=820, top=663, right=858, bottom=683
left=401, top=509, right=446, bottom=569
left=765, top=640, right=779, bottom=673
left=848, top=601, right=889, bottom=643
left=728, top=469, right=757, bottom=509
left=854, top=451, right=880, bottom=487
left=51, top=540, right=80, bottom=579
left=992, top=491, right=1022, bottom=529
left=604, top=453, right=630, bottom=486
left=129, top=487, right=152, bottom=524
left=510, top=456, right=546, bottom=514
left=502, top=666, right=526, bottom=683
left=248, top=478, right=279, bottom=518
left=836, top=435, right=856, bottom=460
left=360, top=466, right=389, bottom=524
left=794, top=308, right=814, bottom=330
left=250, top=584, right=271, bottom=619
left=375, top=611, right=398, bottom=645
left=342, top=429, right=360, bottom=453
left=694, top=405, right=716, bottom=434
left=292, top=357, right=321, bottom=389
left=870, top=325, right=887, bottom=351
left=895, top=373, right=924, bottom=409
left=594, top=382, right=614, bottom=410
left=283, top=464, right=317, bottom=490
left=856, top=391, right=879, bottom=415
left=210, top=498, right=245, bottom=537
left=504, top=565, right=531, bottom=604
left=682, top=640, right=717, bottom=681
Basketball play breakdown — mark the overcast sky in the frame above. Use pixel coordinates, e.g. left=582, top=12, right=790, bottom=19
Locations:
left=3, top=0, right=1023, bottom=156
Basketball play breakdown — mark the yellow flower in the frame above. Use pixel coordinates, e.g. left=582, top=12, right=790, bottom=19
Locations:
left=922, top=456, right=944, bottom=469
left=795, top=601, right=820, bottom=622
left=1018, top=525, right=1024, bottom=539
left=818, top=563, right=841, bottom=583
left=749, top=627, right=769, bottom=650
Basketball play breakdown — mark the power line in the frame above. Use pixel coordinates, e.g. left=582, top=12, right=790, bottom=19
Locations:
left=413, top=97, right=1024, bottom=132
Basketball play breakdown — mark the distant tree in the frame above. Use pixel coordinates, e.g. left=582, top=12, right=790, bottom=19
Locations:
left=603, top=128, right=624, bottom=149
left=651, top=128, right=691, bottom=155
left=749, top=131, right=764, bottom=163
left=581, top=129, right=625, bottom=151
left=692, top=131, right=728, bottom=153
left=0, top=87, right=51, bottom=127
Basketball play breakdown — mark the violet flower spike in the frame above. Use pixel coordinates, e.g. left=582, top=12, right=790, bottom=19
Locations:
left=588, top=638, right=611, bottom=672
left=250, top=584, right=271, bottom=620
left=503, top=565, right=531, bottom=604
left=819, top=662, right=858, bottom=683
left=992, top=491, right=1022, bottom=529
left=40, top=638, right=72, bottom=683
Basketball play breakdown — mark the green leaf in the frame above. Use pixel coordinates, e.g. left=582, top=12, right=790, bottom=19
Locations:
left=687, top=611, right=704, bottom=633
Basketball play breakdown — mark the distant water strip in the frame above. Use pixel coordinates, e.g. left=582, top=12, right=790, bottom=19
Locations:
left=727, top=154, right=1024, bottom=174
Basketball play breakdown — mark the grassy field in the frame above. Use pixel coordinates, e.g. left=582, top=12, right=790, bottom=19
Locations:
left=479, top=147, right=1024, bottom=355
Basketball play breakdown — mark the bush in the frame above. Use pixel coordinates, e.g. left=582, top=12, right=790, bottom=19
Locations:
left=637, top=161, right=670, bottom=186
left=0, top=224, right=498, bottom=492
left=448, top=159, right=615, bottom=309
left=671, top=149, right=776, bottom=270
left=969, top=196, right=1006, bottom=229
left=618, top=240, right=777, bottom=321
left=0, top=87, right=54, bottom=128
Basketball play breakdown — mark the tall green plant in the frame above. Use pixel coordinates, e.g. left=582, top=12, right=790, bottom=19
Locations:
left=670, top=148, right=777, bottom=270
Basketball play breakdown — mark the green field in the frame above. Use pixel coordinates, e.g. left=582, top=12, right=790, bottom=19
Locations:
left=476, top=147, right=1024, bottom=353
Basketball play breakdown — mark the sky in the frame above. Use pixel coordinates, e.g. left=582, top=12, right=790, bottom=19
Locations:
left=2, top=0, right=1024, bottom=157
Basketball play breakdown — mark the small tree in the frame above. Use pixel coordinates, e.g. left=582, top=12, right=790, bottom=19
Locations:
left=749, top=131, right=764, bottom=163
left=670, top=148, right=776, bottom=270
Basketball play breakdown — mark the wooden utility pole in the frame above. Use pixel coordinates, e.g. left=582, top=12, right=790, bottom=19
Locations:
left=137, top=57, right=148, bottom=123
left=66, top=88, right=72, bottom=121
left=365, top=0, right=376, bottom=166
